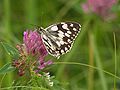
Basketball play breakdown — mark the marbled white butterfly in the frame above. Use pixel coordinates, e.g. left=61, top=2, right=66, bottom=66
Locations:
left=37, top=22, right=81, bottom=58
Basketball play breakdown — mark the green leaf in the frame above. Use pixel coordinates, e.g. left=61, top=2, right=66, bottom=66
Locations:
left=1, top=42, right=19, bottom=59
left=0, top=63, right=15, bottom=74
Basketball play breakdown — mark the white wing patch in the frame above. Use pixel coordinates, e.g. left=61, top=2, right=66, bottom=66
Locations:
left=51, top=26, right=58, bottom=31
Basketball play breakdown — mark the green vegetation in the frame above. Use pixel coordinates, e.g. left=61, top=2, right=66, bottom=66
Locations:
left=0, top=0, right=120, bottom=90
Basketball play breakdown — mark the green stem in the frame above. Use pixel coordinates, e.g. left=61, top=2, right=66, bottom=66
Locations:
left=3, top=0, right=12, bottom=42
left=3, top=0, right=13, bottom=87
left=0, top=74, right=7, bottom=88
left=88, top=32, right=94, bottom=90
left=113, top=32, right=117, bottom=90
left=25, top=0, right=37, bottom=25
left=55, top=0, right=80, bottom=21
left=91, top=33, right=108, bottom=90
left=54, top=62, right=120, bottom=80
left=1, top=86, right=49, bottom=90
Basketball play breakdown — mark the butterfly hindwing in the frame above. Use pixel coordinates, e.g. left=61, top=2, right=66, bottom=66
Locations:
left=41, top=22, right=81, bottom=58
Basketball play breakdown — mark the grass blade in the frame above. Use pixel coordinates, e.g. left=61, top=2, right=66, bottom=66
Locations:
left=113, top=32, right=117, bottom=90
left=0, top=63, right=15, bottom=75
left=91, top=33, right=108, bottom=90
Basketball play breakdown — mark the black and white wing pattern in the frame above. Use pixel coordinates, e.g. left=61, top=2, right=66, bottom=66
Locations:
left=40, top=22, right=81, bottom=58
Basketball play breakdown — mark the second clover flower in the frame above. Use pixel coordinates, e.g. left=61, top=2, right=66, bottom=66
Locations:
left=82, top=0, right=117, bottom=19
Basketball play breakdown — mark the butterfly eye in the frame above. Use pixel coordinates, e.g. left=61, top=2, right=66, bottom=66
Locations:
left=37, top=27, right=44, bottom=34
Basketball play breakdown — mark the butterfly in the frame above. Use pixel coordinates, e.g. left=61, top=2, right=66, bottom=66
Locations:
left=37, top=22, right=81, bottom=58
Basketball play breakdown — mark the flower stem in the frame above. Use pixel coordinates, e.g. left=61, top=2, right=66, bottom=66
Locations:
left=113, top=32, right=117, bottom=90
left=54, top=62, right=120, bottom=80
left=88, top=31, right=94, bottom=90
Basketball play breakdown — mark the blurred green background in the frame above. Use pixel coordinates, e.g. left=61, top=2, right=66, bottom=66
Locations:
left=0, top=0, right=120, bottom=90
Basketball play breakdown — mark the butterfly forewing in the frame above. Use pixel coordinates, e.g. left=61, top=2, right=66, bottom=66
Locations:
left=41, top=22, right=81, bottom=58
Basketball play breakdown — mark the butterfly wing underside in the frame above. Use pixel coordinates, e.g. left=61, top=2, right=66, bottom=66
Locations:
left=41, top=22, right=81, bottom=58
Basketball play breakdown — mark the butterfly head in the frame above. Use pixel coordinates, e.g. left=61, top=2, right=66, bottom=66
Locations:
left=37, top=27, right=44, bottom=34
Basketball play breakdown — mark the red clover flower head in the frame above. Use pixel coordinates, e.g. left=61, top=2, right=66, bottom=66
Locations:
left=82, top=0, right=117, bottom=19
left=23, top=30, right=47, bottom=56
left=12, top=30, right=53, bottom=76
